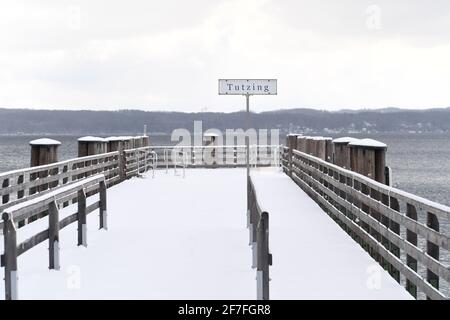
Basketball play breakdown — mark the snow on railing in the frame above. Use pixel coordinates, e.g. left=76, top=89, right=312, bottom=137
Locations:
left=0, top=152, right=119, bottom=216
left=149, top=145, right=281, bottom=169
left=281, top=147, right=450, bottom=300
left=247, top=175, right=272, bottom=300
left=1, top=174, right=107, bottom=300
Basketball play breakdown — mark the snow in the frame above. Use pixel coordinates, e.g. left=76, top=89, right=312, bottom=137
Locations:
left=0, top=168, right=412, bottom=299
left=348, top=138, right=387, bottom=149
left=4, top=175, right=104, bottom=216
left=29, top=138, right=61, bottom=146
left=332, top=137, right=357, bottom=144
left=250, top=168, right=412, bottom=300
left=77, top=136, right=107, bottom=142
left=105, top=136, right=134, bottom=141
left=0, top=169, right=254, bottom=299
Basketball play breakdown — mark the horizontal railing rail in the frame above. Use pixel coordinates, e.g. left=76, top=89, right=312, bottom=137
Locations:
left=0, top=152, right=119, bottom=214
left=123, top=147, right=158, bottom=179
left=1, top=174, right=107, bottom=300
left=149, top=145, right=281, bottom=168
left=281, top=147, right=449, bottom=300
left=0, top=144, right=281, bottom=229
left=248, top=175, right=272, bottom=300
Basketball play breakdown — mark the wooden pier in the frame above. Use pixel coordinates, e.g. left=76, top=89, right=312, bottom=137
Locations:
left=0, top=135, right=449, bottom=300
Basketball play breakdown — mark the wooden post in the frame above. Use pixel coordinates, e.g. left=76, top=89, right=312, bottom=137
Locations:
left=30, top=138, right=61, bottom=167
left=78, top=136, right=107, bottom=157
left=389, top=196, right=401, bottom=282
left=305, top=137, right=313, bottom=155
left=287, top=135, right=296, bottom=177
left=426, top=212, right=439, bottom=296
left=29, top=138, right=61, bottom=193
left=106, top=137, right=123, bottom=152
left=142, top=135, right=150, bottom=147
left=297, top=136, right=305, bottom=153
left=257, top=212, right=270, bottom=300
left=48, top=201, right=60, bottom=270
left=99, top=180, right=107, bottom=230
left=324, top=137, right=333, bottom=162
left=3, top=212, right=18, bottom=300
left=77, top=189, right=87, bottom=247
left=332, top=137, right=356, bottom=169
left=406, top=203, right=418, bottom=298
left=118, top=142, right=126, bottom=181
left=348, top=139, right=387, bottom=183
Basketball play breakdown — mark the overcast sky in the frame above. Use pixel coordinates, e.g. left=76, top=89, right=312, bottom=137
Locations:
left=1, top=0, right=450, bottom=112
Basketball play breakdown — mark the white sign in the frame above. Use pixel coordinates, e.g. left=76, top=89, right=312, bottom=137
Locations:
left=218, top=79, right=277, bottom=95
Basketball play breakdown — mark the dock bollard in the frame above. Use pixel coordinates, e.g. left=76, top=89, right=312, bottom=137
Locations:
left=29, top=138, right=61, bottom=192
left=348, top=138, right=387, bottom=183
left=332, top=137, right=356, bottom=169
left=78, top=136, right=107, bottom=157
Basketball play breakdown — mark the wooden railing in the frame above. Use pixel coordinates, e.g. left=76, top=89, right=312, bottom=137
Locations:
left=0, top=152, right=119, bottom=215
left=248, top=175, right=272, bottom=300
left=282, top=146, right=450, bottom=300
left=1, top=174, right=107, bottom=300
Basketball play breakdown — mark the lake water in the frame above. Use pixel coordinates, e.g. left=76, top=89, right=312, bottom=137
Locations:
left=0, top=133, right=449, bottom=296
left=2, top=133, right=448, bottom=205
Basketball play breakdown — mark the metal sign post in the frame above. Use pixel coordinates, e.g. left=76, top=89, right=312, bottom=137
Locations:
left=218, top=79, right=278, bottom=220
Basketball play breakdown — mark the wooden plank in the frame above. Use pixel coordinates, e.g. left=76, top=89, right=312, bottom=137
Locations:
left=86, top=201, right=100, bottom=214
left=59, top=213, right=78, bottom=230
left=17, top=229, right=49, bottom=257
left=0, top=160, right=118, bottom=197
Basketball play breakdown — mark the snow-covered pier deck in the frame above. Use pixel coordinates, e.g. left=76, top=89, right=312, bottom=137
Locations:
left=1, top=168, right=411, bottom=299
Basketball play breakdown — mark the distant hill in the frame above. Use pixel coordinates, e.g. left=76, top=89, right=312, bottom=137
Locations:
left=1, top=107, right=450, bottom=136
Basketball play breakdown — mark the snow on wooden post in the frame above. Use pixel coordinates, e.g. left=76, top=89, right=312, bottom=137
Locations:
left=257, top=212, right=270, bottom=300
left=106, top=137, right=122, bottom=153
left=2, top=211, right=18, bottom=300
left=48, top=201, right=60, bottom=270
left=314, top=137, right=331, bottom=161
left=77, top=189, right=87, bottom=247
left=30, top=138, right=61, bottom=167
left=348, top=139, right=387, bottom=184
left=29, top=138, right=61, bottom=193
left=332, top=137, right=356, bottom=169
left=78, top=136, right=107, bottom=157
